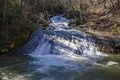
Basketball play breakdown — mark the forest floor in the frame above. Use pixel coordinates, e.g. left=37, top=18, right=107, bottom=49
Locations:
left=73, top=9, right=120, bottom=54
left=0, top=8, right=120, bottom=54
left=77, top=13, right=120, bottom=38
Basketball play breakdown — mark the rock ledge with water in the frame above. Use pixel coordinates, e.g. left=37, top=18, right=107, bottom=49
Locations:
left=14, top=16, right=106, bottom=58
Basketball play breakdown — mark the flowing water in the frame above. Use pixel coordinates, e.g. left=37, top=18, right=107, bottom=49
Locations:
left=0, top=16, right=120, bottom=80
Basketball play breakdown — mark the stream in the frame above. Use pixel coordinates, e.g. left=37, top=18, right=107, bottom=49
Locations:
left=0, top=16, right=120, bottom=80
left=0, top=54, right=120, bottom=80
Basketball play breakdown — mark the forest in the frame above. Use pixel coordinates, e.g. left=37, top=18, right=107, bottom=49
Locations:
left=0, top=0, right=120, bottom=54
left=0, top=0, right=120, bottom=80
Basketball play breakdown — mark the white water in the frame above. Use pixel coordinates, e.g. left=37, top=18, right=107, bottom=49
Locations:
left=30, top=15, right=104, bottom=57
left=0, top=15, right=108, bottom=80
left=1, top=16, right=120, bottom=80
left=26, top=16, right=107, bottom=75
left=107, top=61, right=118, bottom=66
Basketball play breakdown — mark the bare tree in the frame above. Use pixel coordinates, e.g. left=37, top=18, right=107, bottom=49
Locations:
left=3, top=0, right=8, bottom=41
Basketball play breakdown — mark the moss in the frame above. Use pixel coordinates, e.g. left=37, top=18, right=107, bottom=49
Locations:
left=108, top=24, right=120, bottom=35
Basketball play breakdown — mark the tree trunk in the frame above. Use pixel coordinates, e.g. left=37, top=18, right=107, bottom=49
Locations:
left=32, top=0, right=37, bottom=13
left=3, top=0, right=8, bottom=42
left=3, top=0, right=7, bottom=25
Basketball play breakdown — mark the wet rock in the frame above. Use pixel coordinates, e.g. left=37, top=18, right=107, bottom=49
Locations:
left=95, top=36, right=114, bottom=53
left=114, top=35, right=120, bottom=48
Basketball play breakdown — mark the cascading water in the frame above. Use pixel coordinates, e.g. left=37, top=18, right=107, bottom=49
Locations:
left=1, top=16, right=120, bottom=80
left=28, top=15, right=104, bottom=57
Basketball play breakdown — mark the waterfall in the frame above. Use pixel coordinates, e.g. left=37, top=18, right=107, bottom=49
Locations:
left=26, top=15, right=105, bottom=58
left=2, top=15, right=108, bottom=80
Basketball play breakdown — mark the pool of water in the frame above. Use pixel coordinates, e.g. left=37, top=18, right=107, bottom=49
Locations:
left=0, top=54, right=120, bottom=80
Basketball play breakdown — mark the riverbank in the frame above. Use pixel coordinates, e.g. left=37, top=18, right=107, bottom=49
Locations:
left=72, top=12, right=120, bottom=54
